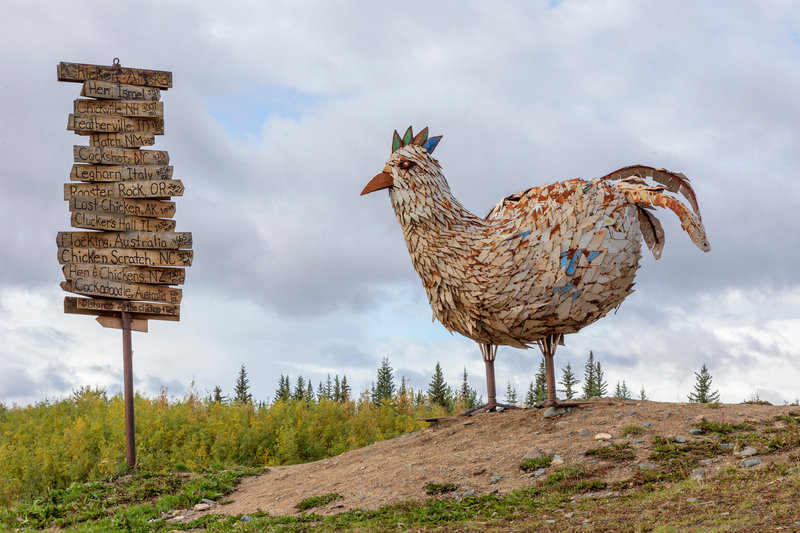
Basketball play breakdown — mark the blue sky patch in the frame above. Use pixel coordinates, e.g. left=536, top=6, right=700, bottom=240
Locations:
left=206, top=85, right=323, bottom=142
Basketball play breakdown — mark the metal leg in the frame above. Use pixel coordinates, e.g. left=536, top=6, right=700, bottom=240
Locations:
left=122, top=312, right=136, bottom=470
left=539, top=333, right=562, bottom=407
left=457, top=343, right=519, bottom=416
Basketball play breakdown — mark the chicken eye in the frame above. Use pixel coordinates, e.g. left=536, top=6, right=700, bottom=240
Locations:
left=399, top=160, right=416, bottom=170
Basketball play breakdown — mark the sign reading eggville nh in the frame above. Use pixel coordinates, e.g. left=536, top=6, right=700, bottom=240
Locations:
left=57, top=60, right=190, bottom=468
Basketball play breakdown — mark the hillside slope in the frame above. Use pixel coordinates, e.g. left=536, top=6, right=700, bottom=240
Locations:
left=213, top=399, right=799, bottom=517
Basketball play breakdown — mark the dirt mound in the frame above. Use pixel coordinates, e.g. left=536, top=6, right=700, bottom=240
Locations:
left=213, top=399, right=797, bottom=517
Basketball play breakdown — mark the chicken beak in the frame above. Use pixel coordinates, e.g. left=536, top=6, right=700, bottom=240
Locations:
left=361, top=167, right=394, bottom=196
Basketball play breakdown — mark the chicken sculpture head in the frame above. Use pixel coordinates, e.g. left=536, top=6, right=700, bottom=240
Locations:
left=362, top=127, right=710, bottom=412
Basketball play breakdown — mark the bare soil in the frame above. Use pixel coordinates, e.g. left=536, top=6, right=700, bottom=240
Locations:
left=213, top=399, right=798, bottom=518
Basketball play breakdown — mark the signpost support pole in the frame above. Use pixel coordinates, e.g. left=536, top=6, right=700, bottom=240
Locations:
left=121, top=311, right=136, bottom=470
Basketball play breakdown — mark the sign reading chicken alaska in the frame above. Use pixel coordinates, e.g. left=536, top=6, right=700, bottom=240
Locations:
left=57, top=61, right=191, bottom=332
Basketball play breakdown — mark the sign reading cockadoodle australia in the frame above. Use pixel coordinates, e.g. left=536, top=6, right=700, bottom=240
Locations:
left=57, top=60, right=191, bottom=330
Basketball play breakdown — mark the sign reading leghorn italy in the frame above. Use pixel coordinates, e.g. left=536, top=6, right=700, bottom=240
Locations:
left=57, top=60, right=190, bottom=326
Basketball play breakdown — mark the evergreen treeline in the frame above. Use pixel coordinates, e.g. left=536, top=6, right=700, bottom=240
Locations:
left=0, top=354, right=735, bottom=505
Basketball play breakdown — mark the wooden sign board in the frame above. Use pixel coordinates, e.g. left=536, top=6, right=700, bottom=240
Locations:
left=66, top=296, right=180, bottom=318
left=70, top=211, right=177, bottom=232
left=87, top=133, right=156, bottom=148
left=64, top=180, right=184, bottom=200
left=74, top=146, right=169, bottom=166
left=61, top=277, right=182, bottom=303
left=81, top=80, right=160, bottom=101
left=57, top=231, right=191, bottom=249
left=68, top=114, right=164, bottom=135
left=68, top=196, right=176, bottom=218
left=71, top=164, right=173, bottom=182
left=96, top=316, right=148, bottom=332
left=63, top=264, right=185, bottom=285
left=58, top=247, right=194, bottom=267
left=75, top=99, right=163, bottom=117
left=58, top=62, right=172, bottom=89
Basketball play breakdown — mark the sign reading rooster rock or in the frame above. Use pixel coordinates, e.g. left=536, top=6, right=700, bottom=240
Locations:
left=57, top=60, right=190, bottom=332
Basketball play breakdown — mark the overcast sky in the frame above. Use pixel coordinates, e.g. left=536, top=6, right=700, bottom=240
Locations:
left=2, top=0, right=799, bottom=407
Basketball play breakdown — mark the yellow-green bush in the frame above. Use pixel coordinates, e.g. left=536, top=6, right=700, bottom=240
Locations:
left=0, top=386, right=441, bottom=504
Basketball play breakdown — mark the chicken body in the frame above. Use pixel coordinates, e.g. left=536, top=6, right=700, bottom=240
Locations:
left=374, top=142, right=708, bottom=349
left=362, top=128, right=709, bottom=408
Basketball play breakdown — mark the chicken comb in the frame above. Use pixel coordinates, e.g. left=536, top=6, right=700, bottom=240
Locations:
left=391, top=127, right=442, bottom=154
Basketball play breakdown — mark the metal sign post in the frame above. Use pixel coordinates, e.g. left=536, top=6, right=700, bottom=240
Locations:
left=57, top=60, right=191, bottom=470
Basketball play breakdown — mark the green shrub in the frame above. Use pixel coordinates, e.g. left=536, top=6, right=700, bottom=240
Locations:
left=424, top=482, right=458, bottom=495
left=519, top=455, right=553, bottom=471
left=296, top=492, right=343, bottom=510
left=585, top=442, right=635, bottom=461
left=620, top=424, right=645, bottom=437
left=0, top=386, right=439, bottom=504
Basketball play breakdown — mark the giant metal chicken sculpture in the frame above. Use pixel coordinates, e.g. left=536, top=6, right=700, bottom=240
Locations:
left=362, top=127, right=710, bottom=412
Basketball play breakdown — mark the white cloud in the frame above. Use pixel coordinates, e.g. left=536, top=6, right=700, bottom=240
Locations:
left=1, top=0, right=800, bottom=406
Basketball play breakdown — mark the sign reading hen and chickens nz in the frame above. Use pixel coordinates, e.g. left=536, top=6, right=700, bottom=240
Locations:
left=57, top=60, right=191, bottom=333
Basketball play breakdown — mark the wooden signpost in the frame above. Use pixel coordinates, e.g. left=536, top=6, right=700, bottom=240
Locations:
left=57, top=59, right=187, bottom=470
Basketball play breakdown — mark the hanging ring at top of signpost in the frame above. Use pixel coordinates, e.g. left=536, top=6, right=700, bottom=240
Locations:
left=112, top=58, right=121, bottom=68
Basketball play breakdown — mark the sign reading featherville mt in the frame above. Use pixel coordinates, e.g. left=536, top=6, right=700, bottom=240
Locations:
left=57, top=61, right=192, bottom=333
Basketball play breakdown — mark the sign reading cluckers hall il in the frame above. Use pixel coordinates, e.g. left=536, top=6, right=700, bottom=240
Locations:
left=57, top=59, right=189, bottom=469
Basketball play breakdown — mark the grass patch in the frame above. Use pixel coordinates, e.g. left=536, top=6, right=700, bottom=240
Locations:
left=519, top=455, right=553, bottom=471
left=540, top=464, right=607, bottom=494
left=694, top=417, right=754, bottom=435
left=585, top=442, right=636, bottom=461
left=5, top=457, right=800, bottom=531
left=620, top=424, right=645, bottom=437
left=295, top=492, right=343, bottom=510
left=774, top=410, right=800, bottom=425
left=0, top=467, right=261, bottom=530
left=651, top=436, right=720, bottom=461
left=424, top=482, right=458, bottom=495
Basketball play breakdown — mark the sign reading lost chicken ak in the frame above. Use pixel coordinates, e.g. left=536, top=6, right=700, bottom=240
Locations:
left=57, top=60, right=191, bottom=333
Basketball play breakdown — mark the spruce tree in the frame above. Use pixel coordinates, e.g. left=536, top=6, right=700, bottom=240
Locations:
left=234, top=365, right=252, bottom=403
left=620, top=380, right=631, bottom=400
left=504, top=381, right=518, bottom=405
left=687, top=364, right=720, bottom=403
left=427, top=362, right=449, bottom=409
left=212, top=385, right=225, bottom=403
left=459, top=367, right=470, bottom=405
left=339, top=375, right=351, bottom=403
left=582, top=351, right=597, bottom=399
left=613, top=381, right=623, bottom=398
left=533, top=357, right=547, bottom=402
left=594, top=362, right=608, bottom=398
left=317, top=381, right=325, bottom=400
left=458, top=367, right=478, bottom=408
left=558, top=361, right=580, bottom=400
left=274, top=375, right=289, bottom=402
left=415, top=390, right=425, bottom=405
left=524, top=382, right=536, bottom=407
left=293, top=376, right=306, bottom=401
left=373, top=357, right=395, bottom=407
left=398, top=376, right=408, bottom=398
left=325, top=375, right=333, bottom=400
left=306, top=381, right=315, bottom=403
left=639, top=384, right=648, bottom=401
left=333, top=375, right=341, bottom=402
left=470, top=390, right=481, bottom=408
